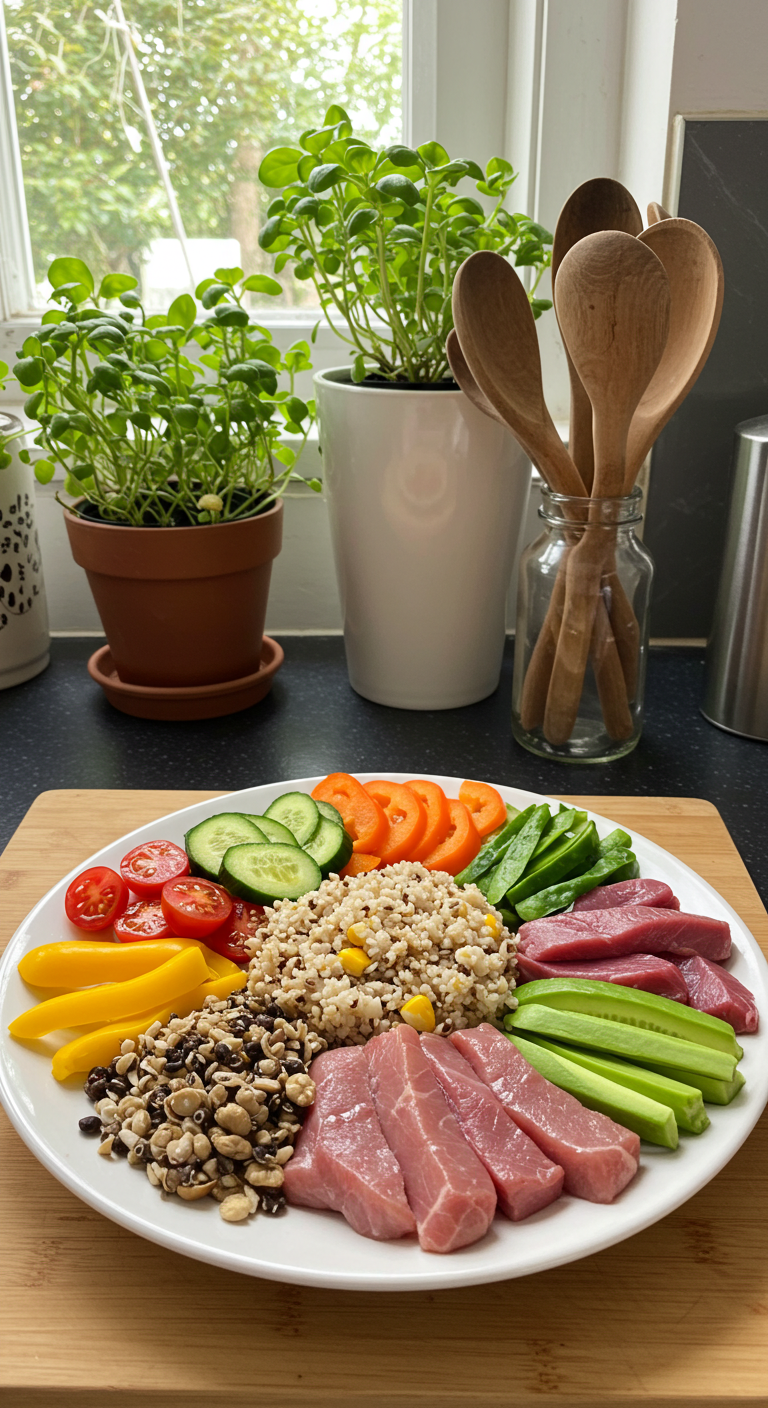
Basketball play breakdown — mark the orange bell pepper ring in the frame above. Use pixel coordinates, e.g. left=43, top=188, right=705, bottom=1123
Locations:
left=312, top=772, right=388, bottom=854
left=51, top=969, right=246, bottom=1081
left=340, top=853, right=381, bottom=878
left=9, top=945, right=210, bottom=1040
left=459, top=780, right=507, bottom=837
left=364, top=780, right=426, bottom=864
left=407, top=779, right=451, bottom=861
left=420, top=799, right=482, bottom=875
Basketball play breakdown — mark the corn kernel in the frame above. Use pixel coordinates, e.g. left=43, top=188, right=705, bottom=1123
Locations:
left=484, top=913, right=502, bottom=937
left=339, top=947, right=372, bottom=977
left=346, top=922, right=369, bottom=946
left=400, top=994, right=436, bottom=1032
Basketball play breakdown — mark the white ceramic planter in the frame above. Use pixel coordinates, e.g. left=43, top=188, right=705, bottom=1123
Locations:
left=315, top=367, right=532, bottom=709
left=0, top=415, right=50, bottom=690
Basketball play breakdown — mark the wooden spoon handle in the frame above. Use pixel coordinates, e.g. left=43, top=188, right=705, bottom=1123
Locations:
left=542, top=526, right=613, bottom=744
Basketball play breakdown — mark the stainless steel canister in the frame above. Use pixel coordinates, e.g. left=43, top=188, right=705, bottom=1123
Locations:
left=702, top=414, right=768, bottom=740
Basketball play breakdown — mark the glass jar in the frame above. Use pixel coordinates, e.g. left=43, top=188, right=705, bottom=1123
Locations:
left=511, top=487, right=654, bottom=762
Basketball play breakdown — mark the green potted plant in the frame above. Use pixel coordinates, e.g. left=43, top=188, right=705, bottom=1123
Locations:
left=14, top=257, right=318, bottom=717
left=0, top=365, right=50, bottom=690
left=258, top=105, right=553, bottom=709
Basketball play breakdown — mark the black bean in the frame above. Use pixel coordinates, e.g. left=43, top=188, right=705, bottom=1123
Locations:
left=112, top=1137, right=129, bottom=1157
left=164, top=1059, right=183, bottom=1074
left=84, top=1079, right=108, bottom=1103
left=260, top=1015, right=276, bottom=1030
left=244, top=1042, right=262, bottom=1063
left=78, top=1115, right=103, bottom=1135
left=107, top=1078, right=129, bottom=1096
left=228, top=1056, right=246, bottom=1073
left=284, top=1059, right=304, bottom=1075
left=213, top=1042, right=231, bottom=1064
left=192, top=1108, right=211, bottom=1128
left=216, top=1155, right=235, bottom=1175
left=87, top=1065, right=110, bottom=1082
left=260, top=1190, right=286, bottom=1216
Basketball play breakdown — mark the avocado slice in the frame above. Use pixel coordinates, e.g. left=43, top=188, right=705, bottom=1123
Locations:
left=513, top=977, right=743, bottom=1060
left=639, top=1060, right=746, bottom=1106
left=505, top=1004, right=737, bottom=1081
left=508, top=1032, right=678, bottom=1148
left=520, top=1033, right=710, bottom=1134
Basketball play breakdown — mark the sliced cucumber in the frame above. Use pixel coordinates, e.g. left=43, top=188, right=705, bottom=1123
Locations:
left=315, top=798, right=345, bottom=828
left=243, top=813, right=297, bottom=845
left=265, top=792, right=320, bottom=847
left=220, top=842, right=322, bottom=904
left=304, top=817, right=353, bottom=877
left=514, top=977, right=743, bottom=1059
left=185, top=812, right=266, bottom=882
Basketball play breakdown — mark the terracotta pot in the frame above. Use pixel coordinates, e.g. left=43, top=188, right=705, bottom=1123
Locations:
left=64, top=502, right=282, bottom=688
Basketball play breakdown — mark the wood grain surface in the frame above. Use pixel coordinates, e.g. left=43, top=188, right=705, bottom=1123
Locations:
left=1, top=790, right=766, bottom=1408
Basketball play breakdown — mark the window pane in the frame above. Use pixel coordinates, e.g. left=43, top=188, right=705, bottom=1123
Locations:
left=6, top=0, right=402, bottom=307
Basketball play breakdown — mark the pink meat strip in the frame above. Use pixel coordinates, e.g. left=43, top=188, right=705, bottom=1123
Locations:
left=421, top=1033, right=564, bottom=1220
left=515, top=950, right=689, bottom=1003
left=367, top=1025, right=497, bottom=1253
left=283, top=1046, right=416, bottom=1241
left=452, top=1024, right=640, bottom=1204
left=517, top=904, right=731, bottom=964
left=667, top=954, right=759, bottom=1034
left=572, top=878, right=679, bottom=912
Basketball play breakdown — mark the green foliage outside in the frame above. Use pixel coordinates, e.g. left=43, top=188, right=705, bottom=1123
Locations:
left=5, top=0, right=402, bottom=294
left=259, top=107, right=553, bottom=382
left=14, top=256, right=319, bottom=525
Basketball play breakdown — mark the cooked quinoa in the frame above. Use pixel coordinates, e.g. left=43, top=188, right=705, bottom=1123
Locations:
left=245, top=861, right=518, bottom=1045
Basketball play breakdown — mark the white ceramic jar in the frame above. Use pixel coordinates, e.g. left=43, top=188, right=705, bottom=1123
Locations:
left=315, top=367, right=532, bottom=709
left=0, top=414, right=50, bottom=690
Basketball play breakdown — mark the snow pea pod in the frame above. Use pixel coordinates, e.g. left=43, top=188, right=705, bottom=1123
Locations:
left=516, top=847, right=638, bottom=920
left=530, top=808, right=579, bottom=861
left=456, top=804, right=535, bottom=886
left=504, top=816, right=596, bottom=908
left=485, top=804, right=552, bottom=906
left=597, top=827, right=632, bottom=856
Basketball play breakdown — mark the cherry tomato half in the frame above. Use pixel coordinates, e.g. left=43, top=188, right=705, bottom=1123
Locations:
left=203, top=899, right=266, bottom=965
left=64, top=866, right=130, bottom=932
left=114, top=899, right=174, bottom=943
left=120, top=839, right=189, bottom=900
left=160, top=876, right=232, bottom=939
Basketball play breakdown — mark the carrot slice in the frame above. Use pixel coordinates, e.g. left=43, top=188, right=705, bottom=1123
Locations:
left=340, top=853, right=381, bottom=878
left=364, top=780, right=427, bottom=864
left=407, top=779, right=451, bottom=861
left=312, top=772, right=388, bottom=854
left=420, top=799, right=482, bottom=875
left=459, top=779, right=507, bottom=837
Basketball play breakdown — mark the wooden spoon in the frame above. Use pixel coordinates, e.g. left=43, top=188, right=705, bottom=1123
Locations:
left=452, top=251, right=586, bottom=496
left=647, top=201, right=672, bottom=224
left=445, top=329, right=506, bottom=427
left=552, top=179, right=642, bottom=491
left=544, top=231, right=670, bottom=745
left=625, top=217, right=724, bottom=488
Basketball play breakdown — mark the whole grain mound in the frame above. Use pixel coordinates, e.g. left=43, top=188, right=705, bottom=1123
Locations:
left=245, top=861, right=517, bottom=1044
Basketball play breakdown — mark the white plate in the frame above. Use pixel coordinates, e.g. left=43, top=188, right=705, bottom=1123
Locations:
left=1, top=776, right=767, bottom=1292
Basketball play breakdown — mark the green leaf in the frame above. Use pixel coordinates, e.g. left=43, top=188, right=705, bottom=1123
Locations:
left=375, top=174, right=420, bottom=206
left=323, top=103, right=352, bottom=128
left=41, top=310, right=65, bottom=325
left=258, top=146, right=304, bottom=188
left=347, top=207, right=379, bottom=237
left=98, top=272, right=138, bottom=300
left=486, top=156, right=515, bottom=180
left=297, top=153, right=320, bottom=182
left=274, top=251, right=292, bottom=274
left=259, top=215, right=287, bottom=251
left=167, top=293, right=197, bottom=330
left=351, top=353, right=367, bottom=383
left=33, top=459, right=56, bottom=485
left=212, top=306, right=249, bottom=327
left=291, top=196, right=320, bottom=221
left=307, top=478, right=322, bottom=493
left=0, top=450, right=12, bottom=470
left=240, top=274, right=282, bottom=296
left=48, top=256, right=94, bottom=294
left=284, top=396, right=309, bottom=425
left=345, top=145, right=376, bottom=175
left=14, top=357, right=44, bottom=388
left=143, top=338, right=170, bottom=361
left=120, top=291, right=142, bottom=309
left=201, top=282, right=231, bottom=309
left=307, top=163, right=345, bottom=194
left=214, top=266, right=244, bottom=286
left=461, top=158, right=484, bottom=181
left=447, top=196, right=485, bottom=217
left=385, top=144, right=421, bottom=168
left=24, top=391, right=45, bottom=419
left=310, top=319, right=321, bottom=345
left=418, top=140, right=450, bottom=169
left=530, top=298, right=553, bottom=319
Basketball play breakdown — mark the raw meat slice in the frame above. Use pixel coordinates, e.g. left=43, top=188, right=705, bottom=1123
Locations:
left=367, top=1025, right=497, bottom=1253
left=421, top=1033, right=564, bottom=1220
left=515, top=951, right=689, bottom=1003
left=572, top=879, right=679, bottom=912
left=671, top=954, right=758, bottom=1034
left=283, top=1046, right=415, bottom=1241
left=517, top=905, right=731, bottom=964
left=451, top=1024, right=640, bottom=1204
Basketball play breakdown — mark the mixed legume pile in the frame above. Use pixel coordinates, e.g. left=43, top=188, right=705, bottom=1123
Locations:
left=81, top=991, right=324, bottom=1222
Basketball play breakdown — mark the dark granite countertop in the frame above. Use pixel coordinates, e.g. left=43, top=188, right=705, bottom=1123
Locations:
left=1, top=636, right=766, bottom=901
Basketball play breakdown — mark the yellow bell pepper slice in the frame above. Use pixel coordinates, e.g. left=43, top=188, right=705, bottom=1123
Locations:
left=9, top=945, right=210, bottom=1041
left=17, top=937, right=241, bottom=988
left=51, top=969, right=247, bottom=1081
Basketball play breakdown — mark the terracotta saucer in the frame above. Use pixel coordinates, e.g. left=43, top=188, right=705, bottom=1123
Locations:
left=87, top=636, right=284, bottom=721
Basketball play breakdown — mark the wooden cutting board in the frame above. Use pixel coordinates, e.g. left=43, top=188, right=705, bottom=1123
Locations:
left=1, top=790, right=766, bottom=1408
